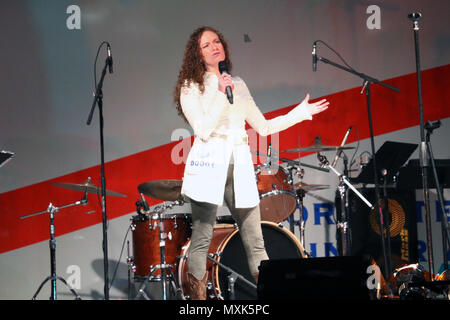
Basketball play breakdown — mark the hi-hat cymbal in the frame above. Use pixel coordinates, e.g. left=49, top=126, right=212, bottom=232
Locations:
left=282, top=143, right=355, bottom=153
left=138, top=180, right=183, bottom=201
left=293, top=181, right=329, bottom=191
left=50, top=178, right=126, bottom=197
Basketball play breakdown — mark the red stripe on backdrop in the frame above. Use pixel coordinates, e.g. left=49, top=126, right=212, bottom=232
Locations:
left=0, top=64, right=449, bottom=254
left=0, top=141, right=187, bottom=254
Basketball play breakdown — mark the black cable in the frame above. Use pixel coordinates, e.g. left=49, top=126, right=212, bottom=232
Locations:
left=93, top=41, right=110, bottom=90
left=109, top=225, right=132, bottom=289
left=315, top=39, right=356, bottom=72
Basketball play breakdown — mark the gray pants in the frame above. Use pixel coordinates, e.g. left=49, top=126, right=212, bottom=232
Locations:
left=187, top=164, right=268, bottom=280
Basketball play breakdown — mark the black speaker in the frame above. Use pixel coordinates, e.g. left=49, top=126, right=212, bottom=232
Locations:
left=335, top=188, right=418, bottom=275
left=257, top=256, right=371, bottom=300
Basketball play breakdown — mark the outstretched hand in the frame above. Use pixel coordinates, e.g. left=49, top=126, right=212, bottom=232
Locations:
left=301, top=93, right=329, bottom=116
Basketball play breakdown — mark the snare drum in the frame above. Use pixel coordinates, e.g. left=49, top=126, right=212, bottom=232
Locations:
left=178, top=221, right=306, bottom=300
left=131, top=213, right=191, bottom=278
left=256, top=165, right=297, bottom=223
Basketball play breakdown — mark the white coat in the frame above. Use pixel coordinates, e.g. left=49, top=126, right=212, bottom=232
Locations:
left=180, top=72, right=312, bottom=208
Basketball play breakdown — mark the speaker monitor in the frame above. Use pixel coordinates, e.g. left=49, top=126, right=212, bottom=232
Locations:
left=257, top=256, right=371, bottom=300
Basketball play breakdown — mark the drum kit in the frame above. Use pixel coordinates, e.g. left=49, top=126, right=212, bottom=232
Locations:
left=19, top=137, right=360, bottom=300
left=126, top=137, right=359, bottom=300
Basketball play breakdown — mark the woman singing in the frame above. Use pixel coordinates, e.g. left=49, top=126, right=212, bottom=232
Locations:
left=173, top=26, right=329, bottom=300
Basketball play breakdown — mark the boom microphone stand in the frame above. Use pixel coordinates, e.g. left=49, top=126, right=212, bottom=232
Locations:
left=207, top=254, right=257, bottom=300
left=314, top=40, right=399, bottom=284
left=87, top=41, right=113, bottom=299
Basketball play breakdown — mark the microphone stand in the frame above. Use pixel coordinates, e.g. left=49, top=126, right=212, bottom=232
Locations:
left=86, top=44, right=112, bottom=300
left=315, top=44, right=399, bottom=286
left=408, top=12, right=436, bottom=279
left=207, top=254, right=257, bottom=300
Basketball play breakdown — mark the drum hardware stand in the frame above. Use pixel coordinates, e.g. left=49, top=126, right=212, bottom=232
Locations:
left=285, top=162, right=304, bottom=236
left=315, top=40, right=399, bottom=287
left=295, top=134, right=305, bottom=242
left=134, top=203, right=185, bottom=300
left=20, top=194, right=88, bottom=300
left=284, top=133, right=307, bottom=241
left=334, top=143, right=351, bottom=256
left=126, top=240, right=133, bottom=300
left=207, top=254, right=257, bottom=300
left=317, top=153, right=374, bottom=248
left=295, top=187, right=307, bottom=249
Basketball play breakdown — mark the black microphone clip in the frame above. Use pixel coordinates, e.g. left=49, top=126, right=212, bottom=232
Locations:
left=312, top=41, right=317, bottom=72
left=424, top=120, right=441, bottom=134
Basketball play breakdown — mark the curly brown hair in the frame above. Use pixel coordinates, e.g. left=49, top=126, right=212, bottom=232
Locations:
left=173, top=26, right=232, bottom=123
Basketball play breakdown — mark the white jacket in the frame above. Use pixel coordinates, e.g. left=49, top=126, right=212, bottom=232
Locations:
left=180, top=72, right=312, bottom=208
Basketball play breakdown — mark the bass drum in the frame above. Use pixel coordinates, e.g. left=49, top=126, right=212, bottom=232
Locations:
left=178, top=221, right=306, bottom=300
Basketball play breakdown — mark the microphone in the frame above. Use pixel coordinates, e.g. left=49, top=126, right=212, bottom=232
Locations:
left=139, top=193, right=150, bottom=212
left=317, top=152, right=329, bottom=167
left=218, top=60, right=233, bottom=104
left=331, top=126, right=352, bottom=168
left=107, top=43, right=113, bottom=74
left=312, top=42, right=317, bottom=72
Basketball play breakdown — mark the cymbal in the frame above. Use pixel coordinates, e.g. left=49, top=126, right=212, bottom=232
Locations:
left=293, top=181, right=329, bottom=191
left=282, top=143, right=355, bottom=153
left=50, top=178, right=127, bottom=197
left=138, top=180, right=183, bottom=201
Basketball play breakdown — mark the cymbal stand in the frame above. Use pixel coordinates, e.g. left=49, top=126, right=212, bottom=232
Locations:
left=317, top=153, right=374, bottom=255
left=335, top=150, right=351, bottom=256
left=285, top=134, right=307, bottom=244
left=134, top=201, right=184, bottom=300
left=284, top=162, right=300, bottom=234
left=295, top=187, right=307, bottom=249
left=20, top=194, right=88, bottom=300
left=288, top=165, right=307, bottom=247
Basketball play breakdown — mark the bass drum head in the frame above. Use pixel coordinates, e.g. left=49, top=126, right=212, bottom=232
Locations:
left=217, top=221, right=304, bottom=300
